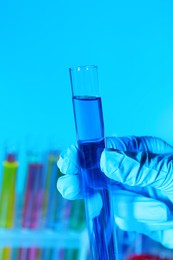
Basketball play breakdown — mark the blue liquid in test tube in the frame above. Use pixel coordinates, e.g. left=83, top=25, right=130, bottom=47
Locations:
left=70, top=65, right=118, bottom=260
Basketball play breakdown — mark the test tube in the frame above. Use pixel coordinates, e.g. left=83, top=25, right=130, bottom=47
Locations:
left=0, top=152, right=18, bottom=227
left=43, top=151, right=60, bottom=228
left=0, top=149, right=18, bottom=259
left=40, top=151, right=62, bottom=260
left=19, top=151, right=45, bottom=260
left=69, top=65, right=118, bottom=259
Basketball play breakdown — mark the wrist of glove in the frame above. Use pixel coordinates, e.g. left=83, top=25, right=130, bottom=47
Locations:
left=57, top=136, right=173, bottom=249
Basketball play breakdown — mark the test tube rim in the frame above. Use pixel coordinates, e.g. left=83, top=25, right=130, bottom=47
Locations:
left=69, top=64, right=98, bottom=72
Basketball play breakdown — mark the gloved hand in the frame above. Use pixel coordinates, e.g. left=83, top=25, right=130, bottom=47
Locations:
left=57, top=136, right=173, bottom=249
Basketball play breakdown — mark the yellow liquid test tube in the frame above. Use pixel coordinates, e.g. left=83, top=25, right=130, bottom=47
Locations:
left=0, top=153, right=18, bottom=259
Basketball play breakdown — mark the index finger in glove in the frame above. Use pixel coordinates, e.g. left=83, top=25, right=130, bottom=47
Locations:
left=106, top=136, right=173, bottom=154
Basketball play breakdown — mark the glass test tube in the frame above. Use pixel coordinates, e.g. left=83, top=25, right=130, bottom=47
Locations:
left=0, top=150, right=18, bottom=259
left=0, top=152, right=18, bottom=227
left=69, top=65, right=118, bottom=259
left=41, top=151, right=63, bottom=260
left=63, top=199, right=86, bottom=260
left=22, top=161, right=44, bottom=229
left=42, top=151, right=72, bottom=230
left=43, top=151, right=60, bottom=228
left=19, top=151, right=45, bottom=260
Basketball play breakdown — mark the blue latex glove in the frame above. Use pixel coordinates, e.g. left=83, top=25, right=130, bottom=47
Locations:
left=57, top=136, right=173, bottom=249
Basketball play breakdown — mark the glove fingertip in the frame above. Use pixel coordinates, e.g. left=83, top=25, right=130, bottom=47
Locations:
left=57, top=175, right=81, bottom=200
left=88, top=192, right=103, bottom=219
left=57, top=176, right=64, bottom=195
left=57, top=157, right=63, bottom=171
left=57, top=145, right=79, bottom=175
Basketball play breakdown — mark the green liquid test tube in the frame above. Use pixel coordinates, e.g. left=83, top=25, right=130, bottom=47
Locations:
left=0, top=153, right=18, bottom=259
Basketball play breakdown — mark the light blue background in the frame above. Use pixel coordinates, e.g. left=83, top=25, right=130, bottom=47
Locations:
left=0, top=0, right=173, bottom=150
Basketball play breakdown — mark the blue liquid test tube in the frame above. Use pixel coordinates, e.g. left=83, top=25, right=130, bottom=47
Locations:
left=69, top=65, right=118, bottom=259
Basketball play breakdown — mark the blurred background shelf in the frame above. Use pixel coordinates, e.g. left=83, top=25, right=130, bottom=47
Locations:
left=0, top=228, right=89, bottom=249
left=0, top=228, right=89, bottom=260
